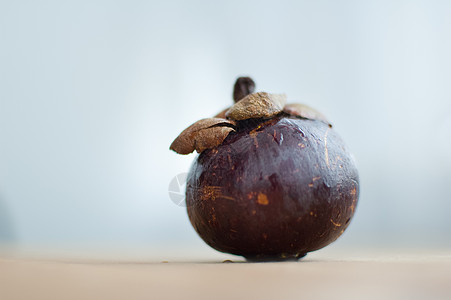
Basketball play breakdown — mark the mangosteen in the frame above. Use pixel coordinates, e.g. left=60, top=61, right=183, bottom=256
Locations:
left=170, top=77, right=359, bottom=261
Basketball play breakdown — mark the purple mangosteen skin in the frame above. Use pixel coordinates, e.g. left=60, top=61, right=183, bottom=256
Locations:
left=186, top=116, right=359, bottom=261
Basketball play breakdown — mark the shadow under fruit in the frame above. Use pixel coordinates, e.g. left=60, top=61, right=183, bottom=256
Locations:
left=171, top=77, right=359, bottom=261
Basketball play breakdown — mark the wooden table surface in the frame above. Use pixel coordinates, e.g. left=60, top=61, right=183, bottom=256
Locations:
left=1, top=248, right=450, bottom=300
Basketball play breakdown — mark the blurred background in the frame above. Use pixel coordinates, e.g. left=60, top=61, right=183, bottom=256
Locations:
left=1, top=0, right=451, bottom=257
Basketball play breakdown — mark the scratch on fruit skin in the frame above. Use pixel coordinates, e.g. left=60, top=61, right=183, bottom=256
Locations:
left=227, top=154, right=233, bottom=166
left=350, top=185, right=358, bottom=212
left=324, top=127, right=330, bottom=167
left=330, top=219, right=341, bottom=227
left=250, top=131, right=259, bottom=148
left=220, top=195, right=236, bottom=201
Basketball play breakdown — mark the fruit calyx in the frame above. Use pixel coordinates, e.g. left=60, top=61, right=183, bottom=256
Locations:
left=170, top=76, right=331, bottom=155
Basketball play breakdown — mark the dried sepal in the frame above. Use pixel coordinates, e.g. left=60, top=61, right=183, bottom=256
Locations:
left=283, top=103, right=331, bottom=127
left=194, top=126, right=235, bottom=153
left=170, top=118, right=236, bottom=155
left=225, top=92, right=287, bottom=121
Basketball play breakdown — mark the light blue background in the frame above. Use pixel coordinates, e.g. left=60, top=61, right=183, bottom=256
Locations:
left=1, top=0, right=451, bottom=253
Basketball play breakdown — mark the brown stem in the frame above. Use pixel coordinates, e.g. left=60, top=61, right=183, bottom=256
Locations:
left=233, top=77, right=255, bottom=103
